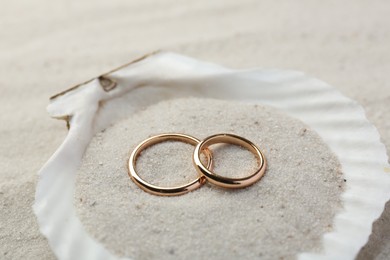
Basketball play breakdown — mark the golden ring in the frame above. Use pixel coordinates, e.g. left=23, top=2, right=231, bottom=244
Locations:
left=193, top=133, right=266, bottom=188
left=128, top=133, right=212, bottom=196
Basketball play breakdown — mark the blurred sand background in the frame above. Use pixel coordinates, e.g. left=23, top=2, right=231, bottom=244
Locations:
left=0, top=0, right=389, bottom=259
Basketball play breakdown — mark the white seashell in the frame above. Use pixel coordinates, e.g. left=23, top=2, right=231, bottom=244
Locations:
left=33, top=51, right=390, bottom=260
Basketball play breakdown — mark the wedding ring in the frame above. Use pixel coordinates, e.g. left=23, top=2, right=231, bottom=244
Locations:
left=193, top=133, right=266, bottom=188
left=128, top=133, right=212, bottom=196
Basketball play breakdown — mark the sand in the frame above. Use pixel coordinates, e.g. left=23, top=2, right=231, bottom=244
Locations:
left=74, top=98, right=344, bottom=259
left=1, top=0, right=390, bottom=259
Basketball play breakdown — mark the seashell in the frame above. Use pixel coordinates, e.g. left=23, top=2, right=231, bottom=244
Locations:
left=33, top=51, right=390, bottom=260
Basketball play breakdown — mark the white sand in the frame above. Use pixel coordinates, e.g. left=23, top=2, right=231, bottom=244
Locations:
left=75, top=98, right=344, bottom=259
left=1, top=0, right=390, bottom=259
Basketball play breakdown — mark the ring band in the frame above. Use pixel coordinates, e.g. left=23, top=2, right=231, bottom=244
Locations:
left=128, top=133, right=213, bottom=196
left=193, top=133, right=266, bottom=188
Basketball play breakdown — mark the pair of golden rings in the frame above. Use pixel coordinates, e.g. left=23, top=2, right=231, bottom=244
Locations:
left=128, top=133, right=266, bottom=196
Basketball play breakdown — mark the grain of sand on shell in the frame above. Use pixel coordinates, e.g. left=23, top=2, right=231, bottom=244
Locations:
left=75, top=98, right=344, bottom=260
